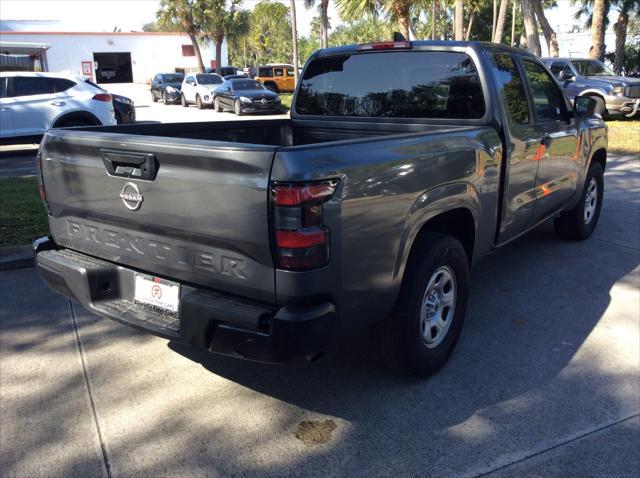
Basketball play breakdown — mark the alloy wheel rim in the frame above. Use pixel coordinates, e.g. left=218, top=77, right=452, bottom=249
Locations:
left=584, top=178, right=598, bottom=224
left=419, top=265, right=457, bottom=349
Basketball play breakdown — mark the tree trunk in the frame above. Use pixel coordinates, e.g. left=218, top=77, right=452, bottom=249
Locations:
left=454, top=0, right=464, bottom=41
left=321, top=0, right=329, bottom=49
left=511, top=1, right=517, bottom=46
left=189, top=33, right=206, bottom=73
left=519, top=29, right=528, bottom=49
left=290, top=0, right=299, bottom=84
left=520, top=0, right=541, bottom=56
left=494, top=0, right=509, bottom=43
left=214, top=33, right=223, bottom=74
left=492, top=0, right=498, bottom=41
left=590, top=0, right=606, bottom=60
left=465, top=10, right=476, bottom=41
left=431, top=1, right=437, bottom=40
left=613, top=10, right=628, bottom=74
left=533, top=0, right=559, bottom=57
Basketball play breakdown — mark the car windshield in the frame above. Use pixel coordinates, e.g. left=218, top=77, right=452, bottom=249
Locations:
left=231, top=80, right=263, bottom=90
left=572, top=60, right=615, bottom=76
left=295, top=51, right=485, bottom=118
left=197, top=74, right=223, bottom=85
left=164, top=74, right=184, bottom=82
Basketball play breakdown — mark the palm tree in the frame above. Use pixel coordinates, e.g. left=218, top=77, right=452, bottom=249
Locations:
left=533, top=0, right=559, bottom=56
left=201, top=0, right=247, bottom=74
left=454, top=0, right=464, bottom=40
left=336, top=0, right=425, bottom=41
left=305, top=0, right=330, bottom=48
left=156, top=0, right=206, bottom=72
left=290, top=0, right=299, bottom=84
left=521, top=0, right=542, bottom=56
left=493, top=0, right=509, bottom=43
left=590, top=0, right=607, bottom=59
left=612, top=0, right=639, bottom=73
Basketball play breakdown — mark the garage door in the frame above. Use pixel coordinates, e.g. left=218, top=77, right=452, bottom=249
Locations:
left=93, top=52, right=133, bottom=83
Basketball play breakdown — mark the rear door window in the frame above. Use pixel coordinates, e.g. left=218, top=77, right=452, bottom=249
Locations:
left=488, top=53, right=530, bottom=125
left=10, top=76, right=56, bottom=97
left=51, top=78, right=76, bottom=92
left=295, top=51, right=485, bottom=118
left=0, top=77, right=7, bottom=98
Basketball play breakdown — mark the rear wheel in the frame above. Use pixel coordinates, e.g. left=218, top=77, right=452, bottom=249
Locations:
left=234, top=99, right=244, bottom=116
left=553, top=161, right=604, bottom=240
left=55, top=117, right=95, bottom=128
left=214, top=97, right=223, bottom=112
left=196, top=94, right=204, bottom=110
left=181, top=94, right=188, bottom=107
left=399, top=233, right=469, bottom=377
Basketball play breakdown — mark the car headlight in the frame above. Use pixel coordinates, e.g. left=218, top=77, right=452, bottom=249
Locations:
left=166, top=86, right=177, bottom=93
left=239, top=96, right=252, bottom=103
left=611, top=86, right=625, bottom=96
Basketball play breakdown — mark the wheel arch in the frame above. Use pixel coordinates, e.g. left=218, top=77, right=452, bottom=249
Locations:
left=52, top=110, right=102, bottom=128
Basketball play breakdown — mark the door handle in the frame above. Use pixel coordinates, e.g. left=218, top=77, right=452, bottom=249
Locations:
left=50, top=101, right=66, bottom=106
left=541, top=133, right=552, bottom=147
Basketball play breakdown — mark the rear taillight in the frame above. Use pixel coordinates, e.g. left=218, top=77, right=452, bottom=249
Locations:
left=271, top=180, right=338, bottom=271
left=36, top=150, right=50, bottom=214
left=92, top=93, right=112, bottom=102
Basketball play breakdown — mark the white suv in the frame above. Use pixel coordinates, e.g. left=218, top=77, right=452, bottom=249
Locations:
left=180, top=73, right=223, bottom=109
left=0, top=72, right=117, bottom=144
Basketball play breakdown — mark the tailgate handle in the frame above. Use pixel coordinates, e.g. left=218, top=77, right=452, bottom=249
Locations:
left=102, top=150, right=158, bottom=180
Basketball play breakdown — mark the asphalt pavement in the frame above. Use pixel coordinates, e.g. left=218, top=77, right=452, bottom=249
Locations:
left=1, top=153, right=639, bottom=477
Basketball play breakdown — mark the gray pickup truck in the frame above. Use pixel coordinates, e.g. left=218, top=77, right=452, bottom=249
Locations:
left=35, top=41, right=607, bottom=376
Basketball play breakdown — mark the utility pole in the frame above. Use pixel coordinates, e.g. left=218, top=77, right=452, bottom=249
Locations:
left=290, top=0, right=299, bottom=84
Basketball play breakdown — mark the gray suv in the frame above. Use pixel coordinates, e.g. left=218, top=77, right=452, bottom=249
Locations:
left=543, top=58, right=640, bottom=118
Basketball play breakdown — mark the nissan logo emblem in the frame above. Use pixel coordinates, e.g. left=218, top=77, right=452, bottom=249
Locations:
left=119, top=182, right=143, bottom=210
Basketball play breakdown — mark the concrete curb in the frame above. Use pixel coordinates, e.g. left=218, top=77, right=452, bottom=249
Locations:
left=0, top=245, right=34, bottom=271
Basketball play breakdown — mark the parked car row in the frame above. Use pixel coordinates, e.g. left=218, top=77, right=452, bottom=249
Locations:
left=149, top=71, right=283, bottom=115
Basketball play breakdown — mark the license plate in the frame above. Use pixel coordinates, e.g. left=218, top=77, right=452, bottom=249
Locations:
left=134, top=274, right=180, bottom=313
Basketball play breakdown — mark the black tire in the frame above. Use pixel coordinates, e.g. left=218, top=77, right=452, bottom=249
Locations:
left=553, top=161, right=604, bottom=240
left=399, top=233, right=470, bottom=377
left=114, top=111, right=122, bottom=124
left=196, top=94, right=204, bottom=110
left=592, top=96, right=609, bottom=120
left=151, top=91, right=158, bottom=102
left=181, top=94, right=188, bottom=107
left=162, top=91, right=169, bottom=104
left=264, top=82, right=278, bottom=93
left=234, top=99, right=244, bottom=116
left=214, top=97, right=223, bottom=112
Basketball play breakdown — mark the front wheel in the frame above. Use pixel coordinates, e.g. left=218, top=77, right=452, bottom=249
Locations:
left=151, top=91, right=158, bottom=102
left=181, top=94, right=188, bottom=107
left=234, top=99, right=244, bottom=116
left=162, top=91, right=169, bottom=104
left=214, top=97, right=223, bottom=112
left=553, top=161, right=604, bottom=240
left=593, top=96, right=609, bottom=120
left=399, top=233, right=469, bottom=377
left=196, top=95, right=204, bottom=110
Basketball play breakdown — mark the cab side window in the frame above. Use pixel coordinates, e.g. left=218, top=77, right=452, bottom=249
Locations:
left=522, top=60, right=567, bottom=122
left=286, top=68, right=295, bottom=76
left=258, top=68, right=273, bottom=77
left=488, top=53, right=530, bottom=126
left=274, top=68, right=284, bottom=77
left=549, top=62, right=573, bottom=80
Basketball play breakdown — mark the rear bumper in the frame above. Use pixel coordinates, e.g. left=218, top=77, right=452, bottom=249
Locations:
left=34, top=238, right=336, bottom=363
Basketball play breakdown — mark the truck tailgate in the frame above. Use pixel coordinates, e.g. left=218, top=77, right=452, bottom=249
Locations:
left=39, top=130, right=277, bottom=304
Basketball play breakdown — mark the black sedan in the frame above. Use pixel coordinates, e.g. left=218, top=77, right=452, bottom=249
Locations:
left=150, top=73, right=185, bottom=104
left=112, top=94, right=136, bottom=124
left=212, top=79, right=282, bottom=115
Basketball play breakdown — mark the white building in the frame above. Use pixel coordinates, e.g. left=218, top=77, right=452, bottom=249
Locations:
left=0, top=21, right=227, bottom=84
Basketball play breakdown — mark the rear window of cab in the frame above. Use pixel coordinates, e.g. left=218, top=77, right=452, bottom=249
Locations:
left=295, top=51, right=485, bottom=119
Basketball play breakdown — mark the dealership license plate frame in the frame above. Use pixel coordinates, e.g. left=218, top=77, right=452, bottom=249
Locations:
left=134, top=274, right=180, bottom=314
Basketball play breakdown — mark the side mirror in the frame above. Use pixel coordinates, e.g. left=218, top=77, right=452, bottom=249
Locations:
left=558, top=70, right=575, bottom=81
left=574, top=96, right=597, bottom=117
